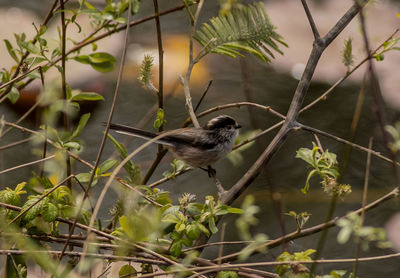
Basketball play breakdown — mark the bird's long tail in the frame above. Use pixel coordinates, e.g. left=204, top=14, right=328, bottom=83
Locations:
left=106, top=123, right=174, bottom=146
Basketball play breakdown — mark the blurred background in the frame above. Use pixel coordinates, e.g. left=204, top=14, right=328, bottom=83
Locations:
left=0, top=0, right=400, bottom=276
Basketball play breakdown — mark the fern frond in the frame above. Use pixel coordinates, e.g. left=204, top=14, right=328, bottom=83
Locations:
left=194, top=2, right=286, bottom=62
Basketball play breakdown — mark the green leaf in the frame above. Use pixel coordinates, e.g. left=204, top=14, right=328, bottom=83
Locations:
left=186, top=223, right=201, bottom=240
left=73, top=52, right=116, bottom=72
left=119, top=215, right=134, bottom=239
left=6, top=255, right=27, bottom=278
left=170, top=241, right=182, bottom=257
left=227, top=207, right=243, bottom=214
left=7, top=87, right=20, bottom=104
left=217, top=271, right=238, bottom=278
left=88, top=52, right=116, bottom=63
left=75, top=173, right=91, bottom=183
left=98, top=159, right=117, bottom=174
left=4, top=40, right=19, bottom=63
left=208, top=217, right=218, bottom=234
left=15, top=182, right=27, bottom=195
left=70, top=92, right=104, bottom=102
left=107, top=134, right=142, bottom=184
left=71, top=113, right=90, bottom=139
left=131, top=0, right=141, bottom=15
left=194, top=2, right=285, bottom=62
left=22, top=197, right=47, bottom=222
left=337, top=226, right=352, bottom=244
left=119, top=265, right=137, bottom=277
left=42, top=202, right=58, bottom=222
left=153, top=108, right=166, bottom=129
left=63, top=141, right=81, bottom=150
left=23, top=42, right=39, bottom=54
left=296, top=147, right=314, bottom=166
left=0, top=190, right=20, bottom=206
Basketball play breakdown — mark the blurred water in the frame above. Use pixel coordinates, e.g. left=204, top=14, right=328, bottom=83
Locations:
left=1, top=0, right=400, bottom=276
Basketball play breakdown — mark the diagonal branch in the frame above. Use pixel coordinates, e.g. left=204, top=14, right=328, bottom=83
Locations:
left=301, top=0, right=320, bottom=39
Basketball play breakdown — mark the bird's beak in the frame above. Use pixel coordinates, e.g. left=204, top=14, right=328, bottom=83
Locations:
left=236, top=124, right=242, bottom=129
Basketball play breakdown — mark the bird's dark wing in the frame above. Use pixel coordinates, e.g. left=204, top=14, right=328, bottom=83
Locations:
left=165, top=128, right=217, bottom=149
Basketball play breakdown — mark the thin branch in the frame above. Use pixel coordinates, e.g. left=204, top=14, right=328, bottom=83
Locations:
left=59, top=0, right=72, bottom=190
left=355, top=0, right=399, bottom=187
left=297, top=123, right=400, bottom=167
left=301, top=0, right=320, bottom=39
left=216, top=2, right=364, bottom=211
left=215, top=186, right=398, bottom=263
left=1, top=99, right=41, bottom=137
left=300, top=29, right=399, bottom=113
left=120, top=252, right=400, bottom=278
left=182, top=0, right=205, bottom=128
left=0, top=138, right=31, bottom=151
left=0, top=155, right=55, bottom=176
left=67, top=0, right=134, bottom=263
left=0, top=250, right=167, bottom=265
left=3, top=121, right=95, bottom=169
left=353, top=137, right=373, bottom=275
left=0, top=3, right=190, bottom=96
left=194, top=80, right=213, bottom=113
left=0, top=0, right=60, bottom=101
left=116, top=177, right=163, bottom=207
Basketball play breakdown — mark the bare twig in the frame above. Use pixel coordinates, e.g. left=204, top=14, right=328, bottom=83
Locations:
left=0, top=138, right=31, bottom=151
left=70, top=0, right=134, bottom=263
left=301, top=0, right=320, bottom=39
left=353, top=137, right=373, bottom=275
left=182, top=0, right=205, bottom=128
left=301, top=29, right=399, bottom=113
left=215, top=187, right=398, bottom=263
left=0, top=155, right=55, bottom=176
left=0, top=250, right=167, bottom=265
left=3, top=121, right=95, bottom=169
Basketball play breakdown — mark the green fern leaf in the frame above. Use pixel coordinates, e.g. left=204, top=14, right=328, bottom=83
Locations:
left=194, top=2, right=286, bottom=62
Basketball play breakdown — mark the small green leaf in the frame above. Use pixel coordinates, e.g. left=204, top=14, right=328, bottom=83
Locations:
left=71, top=113, right=90, bottom=139
left=153, top=108, right=166, bottom=129
left=98, top=159, right=117, bottom=174
left=71, top=92, right=104, bottom=102
left=22, top=197, right=47, bottom=222
left=88, top=52, right=116, bottom=64
left=374, top=53, right=384, bottom=61
left=0, top=190, right=20, bottom=206
left=217, top=271, right=238, bottom=278
left=119, top=265, right=137, bottom=277
left=170, top=241, right=182, bottom=257
left=75, top=173, right=91, bottom=183
left=208, top=217, right=218, bottom=234
left=186, top=223, right=201, bottom=240
left=4, top=40, right=19, bottom=62
left=131, top=0, right=141, bottom=15
left=73, top=55, right=90, bottom=64
left=63, top=142, right=81, bottom=150
left=337, top=226, right=352, bottom=244
left=42, top=202, right=58, bottom=222
left=226, top=207, right=243, bottom=214
left=7, top=87, right=20, bottom=104
left=23, top=42, right=40, bottom=54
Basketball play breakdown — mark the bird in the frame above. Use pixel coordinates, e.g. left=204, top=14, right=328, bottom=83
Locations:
left=107, top=115, right=241, bottom=169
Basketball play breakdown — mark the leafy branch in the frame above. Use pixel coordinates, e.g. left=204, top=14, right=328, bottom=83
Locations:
left=194, top=2, right=286, bottom=62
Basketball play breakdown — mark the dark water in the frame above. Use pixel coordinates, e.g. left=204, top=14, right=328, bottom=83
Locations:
left=1, top=0, right=400, bottom=276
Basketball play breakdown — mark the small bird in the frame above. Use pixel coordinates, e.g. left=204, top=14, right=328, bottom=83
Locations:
left=107, top=115, right=241, bottom=169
